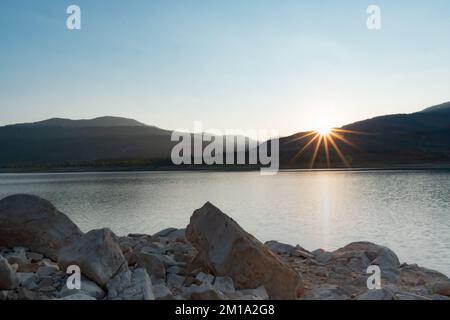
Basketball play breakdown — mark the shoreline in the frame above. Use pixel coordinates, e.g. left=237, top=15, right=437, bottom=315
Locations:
left=1, top=165, right=450, bottom=175
left=1, top=194, right=449, bottom=300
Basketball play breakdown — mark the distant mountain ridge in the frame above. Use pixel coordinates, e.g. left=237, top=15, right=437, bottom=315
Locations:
left=420, top=101, right=450, bottom=113
left=0, top=101, right=449, bottom=170
left=8, top=116, right=148, bottom=128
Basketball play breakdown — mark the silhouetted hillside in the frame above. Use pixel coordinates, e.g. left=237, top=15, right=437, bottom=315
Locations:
left=9, top=116, right=148, bottom=128
left=1, top=102, right=449, bottom=171
left=279, top=102, right=450, bottom=168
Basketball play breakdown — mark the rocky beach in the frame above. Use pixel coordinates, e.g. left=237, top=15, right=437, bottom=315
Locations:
left=0, top=194, right=449, bottom=301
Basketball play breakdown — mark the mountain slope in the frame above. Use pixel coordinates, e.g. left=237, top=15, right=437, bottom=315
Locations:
left=9, top=116, right=148, bottom=128
left=420, top=101, right=450, bottom=114
left=278, top=102, right=450, bottom=168
left=0, top=118, right=173, bottom=167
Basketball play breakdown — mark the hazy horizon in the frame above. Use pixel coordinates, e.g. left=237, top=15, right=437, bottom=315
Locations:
left=1, top=0, right=450, bottom=135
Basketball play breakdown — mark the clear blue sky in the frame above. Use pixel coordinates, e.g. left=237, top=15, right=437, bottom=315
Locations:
left=1, top=0, right=450, bottom=135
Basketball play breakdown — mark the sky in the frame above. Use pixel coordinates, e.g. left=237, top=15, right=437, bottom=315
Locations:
left=1, top=0, right=450, bottom=136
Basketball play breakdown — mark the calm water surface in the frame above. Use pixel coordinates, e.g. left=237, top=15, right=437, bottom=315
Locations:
left=0, top=170, right=449, bottom=276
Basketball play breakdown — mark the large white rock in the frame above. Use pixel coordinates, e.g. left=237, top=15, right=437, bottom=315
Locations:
left=58, top=228, right=127, bottom=287
left=186, top=202, right=304, bottom=299
left=0, top=195, right=83, bottom=260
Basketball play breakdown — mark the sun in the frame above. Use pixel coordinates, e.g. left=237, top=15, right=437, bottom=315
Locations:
left=287, top=125, right=366, bottom=169
left=317, top=126, right=332, bottom=136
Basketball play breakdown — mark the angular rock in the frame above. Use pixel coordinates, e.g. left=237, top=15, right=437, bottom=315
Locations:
left=312, top=249, right=333, bottom=264
left=0, top=257, right=18, bottom=290
left=214, top=276, right=235, bottom=295
left=395, top=292, right=430, bottom=300
left=357, top=288, right=395, bottom=300
left=196, top=272, right=214, bottom=285
left=153, top=228, right=179, bottom=238
left=58, top=228, right=126, bottom=287
left=0, top=195, right=83, bottom=260
left=334, top=242, right=400, bottom=270
left=239, top=286, right=269, bottom=300
left=184, top=283, right=227, bottom=300
left=428, top=280, right=450, bottom=296
left=265, top=241, right=296, bottom=256
left=17, top=272, right=39, bottom=290
left=36, top=265, right=58, bottom=278
left=153, top=283, right=174, bottom=300
left=186, top=202, right=304, bottom=299
left=0, top=290, right=8, bottom=300
left=26, top=252, right=44, bottom=262
left=60, top=277, right=105, bottom=299
left=137, top=251, right=166, bottom=280
left=106, top=268, right=155, bottom=300
left=167, top=273, right=185, bottom=289
left=62, top=293, right=97, bottom=300
left=302, top=284, right=349, bottom=300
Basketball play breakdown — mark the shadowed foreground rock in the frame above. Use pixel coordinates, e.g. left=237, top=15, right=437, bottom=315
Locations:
left=0, top=195, right=82, bottom=260
left=0, top=195, right=449, bottom=300
left=58, top=228, right=127, bottom=287
left=186, top=202, right=304, bottom=299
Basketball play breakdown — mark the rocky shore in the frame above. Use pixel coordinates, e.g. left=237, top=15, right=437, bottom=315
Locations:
left=1, top=194, right=449, bottom=300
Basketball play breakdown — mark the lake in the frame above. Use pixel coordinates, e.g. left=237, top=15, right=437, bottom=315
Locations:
left=0, top=170, right=449, bottom=276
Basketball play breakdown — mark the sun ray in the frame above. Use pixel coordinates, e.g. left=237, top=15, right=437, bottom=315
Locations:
left=329, top=131, right=360, bottom=150
left=289, top=125, right=367, bottom=168
left=309, top=135, right=323, bottom=169
left=286, top=130, right=317, bottom=144
left=327, top=134, right=350, bottom=167
left=290, top=133, right=320, bottom=162
left=323, top=135, right=331, bottom=168
left=333, top=128, right=372, bottom=135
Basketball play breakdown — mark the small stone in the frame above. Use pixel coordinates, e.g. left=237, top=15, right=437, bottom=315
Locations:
left=213, top=276, right=235, bottom=295
left=36, top=265, right=58, bottom=278
left=313, top=249, right=333, bottom=264
left=196, top=272, right=214, bottom=285
left=395, top=292, right=430, bottom=300
left=26, top=252, right=44, bottom=262
left=153, top=284, right=174, bottom=300
left=60, top=277, right=105, bottom=299
left=184, top=283, right=226, bottom=300
left=124, top=251, right=139, bottom=266
left=429, top=281, right=450, bottom=297
left=0, top=257, right=18, bottom=290
left=7, top=255, right=28, bottom=269
left=239, top=286, right=269, bottom=300
left=20, top=262, right=40, bottom=273
left=17, top=272, right=39, bottom=290
left=167, top=274, right=185, bottom=289
left=62, top=293, right=97, bottom=300
left=264, top=241, right=296, bottom=256
left=17, top=287, right=37, bottom=300
left=357, top=288, right=394, bottom=300
left=38, top=277, right=54, bottom=288
left=0, top=290, right=8, bottom=300
left=302, top=284, right=349, bottom=300
left=153, top=228, right=179, bottom=238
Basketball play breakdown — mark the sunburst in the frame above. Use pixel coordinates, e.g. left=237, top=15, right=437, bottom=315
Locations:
left=287, top=127, right=366, bottom=168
